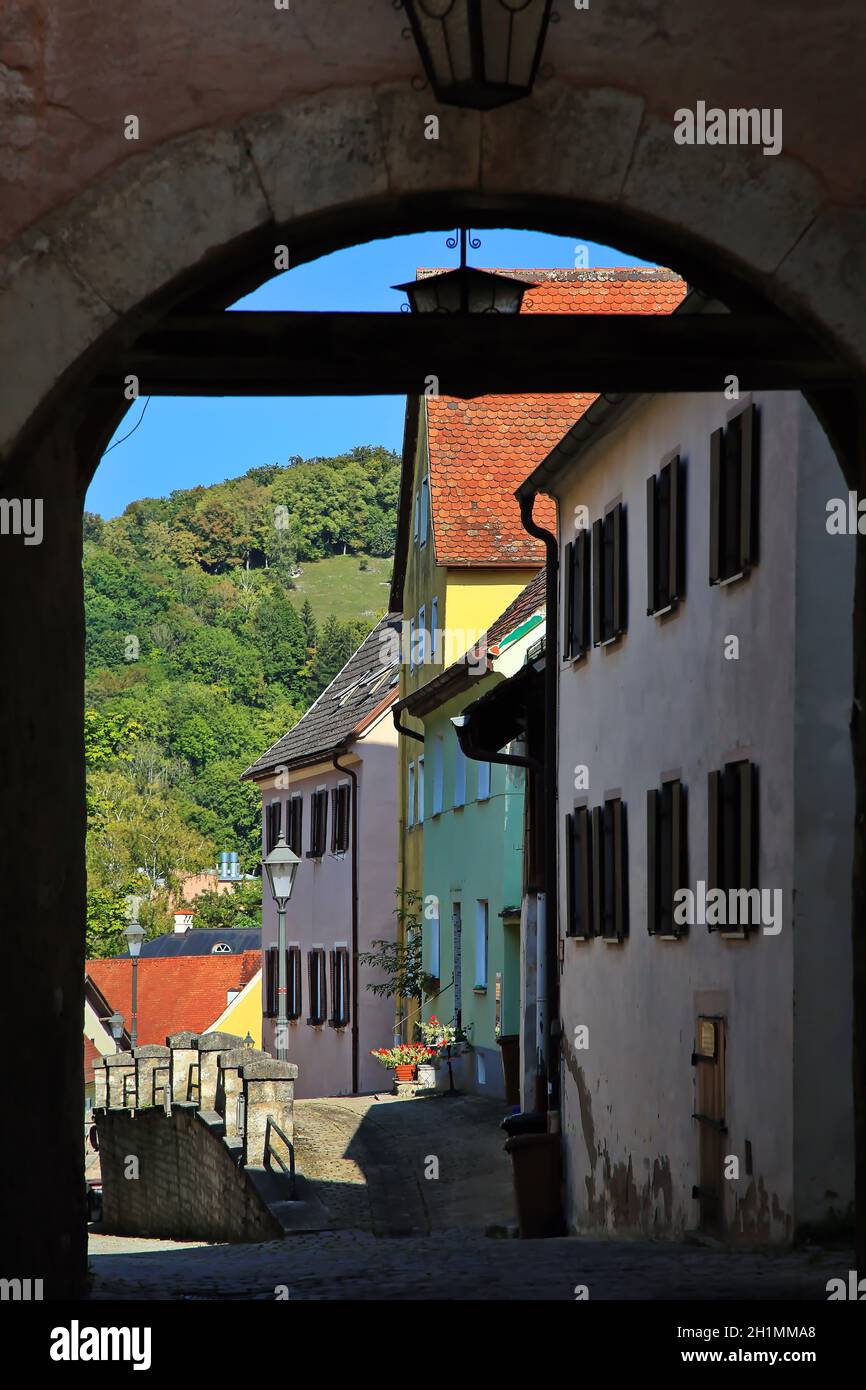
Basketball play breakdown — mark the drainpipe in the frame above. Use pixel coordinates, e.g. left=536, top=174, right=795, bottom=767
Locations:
left=452, top=713, right=541, bottom=777
left=517, top=493, right=560, bottom=1114
left=392, top=708, right=424, bottom=744
left=332, top=747, right=359, bottom=1094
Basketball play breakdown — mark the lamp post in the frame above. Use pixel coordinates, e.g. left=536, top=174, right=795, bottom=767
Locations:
left=397, top=0, right=555, bottom=111
left=108, top=1012, right=125, bottom=1045
left=393, top=228, right=529, bottom=315
left=262, top=831, right=301, bottom=1062
left=124, top=915, right=145, bottom=1050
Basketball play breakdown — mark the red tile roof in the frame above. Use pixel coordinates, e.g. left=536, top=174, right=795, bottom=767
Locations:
left=85, top=951, right=261, bottom=1047
left=424, top=269, right=686, bottom=566
left=83, top=1033, right=101, bottom=1082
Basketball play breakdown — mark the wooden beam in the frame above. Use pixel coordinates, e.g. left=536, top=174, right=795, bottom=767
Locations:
left=90, top=312, right=850, bottom=397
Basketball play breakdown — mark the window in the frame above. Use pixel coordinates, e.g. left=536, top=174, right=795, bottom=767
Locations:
left=591, top=796, right=628, bottom=941
left=475, top=900, right=488, bottom=989
left=417, top=756, right=425, bottom=824
left=708, top=759, right=758, bottom=935
left=647, top=779, right=688, bottom=938
left=647, top=455, right=685, bottom=615
left=709, top=404, right=759, bottom=585
left=433, top=736, right=444, bottom=815
left=430, top=595, right=439, bottom=662
left=264, top=944, right=302, bottom=1019
left=565, top=806, right=593, bottom=940
left=418, top=604, right=426, bottom=666
left=286, top=794, right=303, bottom=858
left=477, top=760, right=491, bottom=801
left=429, top=902, right=440, bottom=981
left=329, top=947, right=350, bottom=1028
left=409, top=618, right=416, bottom=672
left=308, top=789, right=328, bottom=858
left=287, top=945, right=302, bottom=1020
left=331, top=783, right=351, bottom=853
left=420, top=474, right=429, bottom=545
left=453, top=738, right=466, bottom=808
left=308, top=948, right=327, bottom=1025
left=265, top=800, right=282, bottom=853
left=592, top=503, right=627, bottom=645
left=408, top=761, right=416, bottom=828
left=564, top=527, right=591, bottom=659
left=413, top=491, right=420, bottom=542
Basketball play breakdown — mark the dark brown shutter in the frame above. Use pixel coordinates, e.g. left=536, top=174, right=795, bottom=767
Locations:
left=740, top=405, right=759, bottom=569
left=320, top=793, right=328, bottom=856
left=564, top=541, right=575, bottom=658
left=329, top=950, right=336, bottom=1022
left=319, top=949, right=327, bottom=1023
left=672, top=779, right=686, bottom=933
left=739, top=761, right=757, bottom=892
left=709, top=428, right=723, bottom=584
left=591, top=805, right=603, bottom=936
left=330, top=789, right=339, bottom=851
left=265, top=945, right=278, bottom=1017
left=646, top=475, right=657, bottom=615
left=613, top=504, right=626, bottom=636
left=613, top=798, right=628, bottom=939
left=308, top=951, right=316, bottom=1021
left=669, top=456, right=681, bottom=602
left=646, top=788, right=658, bottom=935
left=708, top=770, right=721, bottom=904
left=592, top=518, right=602, bottom=646
left=565, top=813, right=576, bottom=936
left=576, top=530, right=590, bottom=654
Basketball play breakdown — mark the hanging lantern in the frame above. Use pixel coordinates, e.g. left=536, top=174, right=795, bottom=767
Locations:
left=393, top=229, right=529, bottom=314
left=397, top=0, right=555, bottom=111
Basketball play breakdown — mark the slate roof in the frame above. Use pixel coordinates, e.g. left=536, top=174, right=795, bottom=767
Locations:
left=115, top=927, right=263, bottom=958
left=421, top=269, right=686, bottom=568
left=243, top=612, right=402, bottom=780
left=86, top=951, right=261, bottom=1047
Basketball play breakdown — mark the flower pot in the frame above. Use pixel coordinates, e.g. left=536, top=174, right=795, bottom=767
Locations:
left=417, top=1063, right=437, bottom=1089
left=395, top=1064, right=417, bottom=1082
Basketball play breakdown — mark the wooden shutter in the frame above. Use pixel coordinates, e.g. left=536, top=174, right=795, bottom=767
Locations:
left=576, top=529, right=590, bottom=654
left=709, top=428, right=723, bottom=584
left=707, top=771, right=721, bottom=919
left=613, top=798, right=628, bottom=939
left=564, top=541, right=575, bottom=659
left=329, top=950, right=337, bottom=1022
left=591, top=805, right=603, bottom=936
left=646, top=474, right=658, bottom=615
left=320, top=792, right=328, bottom=855
left=265, top=945, right=278, bottom=1017
left=613, top=504, right=626, bottom=636
left=288, top=795, right=303, bottom=857
left=740, top=405, right=759, bottom=569
left=739, top=761, right=757, bottom=892
left=591, top=518, right=603, bottom=646
left=671, top=779, right=686, bottom=934
left=669, top=456, right=683, bottom=602
left=565, top=813, right=575, bottom=935
left=330, top=789, right=339, bottom=851
left=646, top=788, right=658, bottom=935
left=308, top=951, right=316, bottom=1021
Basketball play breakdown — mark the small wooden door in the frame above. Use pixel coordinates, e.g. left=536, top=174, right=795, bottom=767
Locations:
left=692, top=1016, right=727, bottom=1231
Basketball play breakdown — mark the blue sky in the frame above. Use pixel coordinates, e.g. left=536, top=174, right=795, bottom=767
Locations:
left=87, top=229, right=652, bottom=519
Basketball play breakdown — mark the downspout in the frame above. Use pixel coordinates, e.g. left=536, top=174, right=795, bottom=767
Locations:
left=452, top=715, right=541, bottom=776
left=392, top=708, right=425, bottom=744
left=517, top=493, right=560, bottom=1114
left=333, top=747, right=359, bottom=1094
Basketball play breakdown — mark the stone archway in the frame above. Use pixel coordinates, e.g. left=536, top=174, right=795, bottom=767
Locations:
left=2, top=77, right=866, bottom=1296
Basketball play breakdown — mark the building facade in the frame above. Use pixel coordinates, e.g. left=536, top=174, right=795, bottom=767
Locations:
left=243, top=615, right=400, bottom=1099
left=523, top=381, right=855, bottom=1242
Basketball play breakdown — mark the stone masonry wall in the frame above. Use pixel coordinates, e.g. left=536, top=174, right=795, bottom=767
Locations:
left=98, top=1103, right=280, bottom=1243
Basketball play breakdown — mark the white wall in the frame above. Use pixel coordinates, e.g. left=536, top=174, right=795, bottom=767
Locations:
left=552, top=389, right=852, bottom=1241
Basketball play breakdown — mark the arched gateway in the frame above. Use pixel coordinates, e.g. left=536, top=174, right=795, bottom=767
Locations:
left=2, top=4, right=866, bottom=1295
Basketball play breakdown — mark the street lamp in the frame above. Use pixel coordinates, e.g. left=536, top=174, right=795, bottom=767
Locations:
left=262, top=831, right=301, bottom=1062
left=393, top=228, right=529, bottom=314
left=108, top=1012, right=125, bottom=1043
left=397, top=0, right=555, bottom=111
left=124, top=914, right=145, bottom=1051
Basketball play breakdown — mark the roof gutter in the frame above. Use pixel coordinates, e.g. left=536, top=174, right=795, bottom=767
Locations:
left=332, top=745, right=360, bottom=1095
left=392, top=708, right=424, bottom=744
left=451, top=713, right=541, bottom=776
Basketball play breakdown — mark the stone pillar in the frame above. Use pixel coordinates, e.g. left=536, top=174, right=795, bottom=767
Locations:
left=198, top=1033, right=244, bottom=1112
left=104, top=1052, right=137, bottom=1108
left=241, top=1058, right=298, bottom=1168
left=92, top=1057, right=108, bottom=1110
left=218, top=1047, right=269, bottom=1137
left=134, top=1044, right=171, bottom=1108
left=167, top=1031, right=200, bottom=1103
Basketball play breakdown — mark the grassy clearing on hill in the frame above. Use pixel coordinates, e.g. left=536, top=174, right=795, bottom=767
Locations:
left=289, top=553, right=393, bottom=626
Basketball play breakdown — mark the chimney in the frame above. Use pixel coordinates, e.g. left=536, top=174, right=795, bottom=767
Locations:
left=230, top=851, right=239, bottom=880
left=174, top=912, right=192, bottom=934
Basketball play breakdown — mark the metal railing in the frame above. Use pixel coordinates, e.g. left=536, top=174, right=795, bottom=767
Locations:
left=263, top=1115, right=296, bottom=1199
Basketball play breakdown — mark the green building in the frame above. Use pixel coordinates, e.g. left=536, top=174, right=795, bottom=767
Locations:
left=393, top=572, right=545, bottom=1098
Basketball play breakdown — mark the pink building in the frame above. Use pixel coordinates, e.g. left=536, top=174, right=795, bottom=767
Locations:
left=243, top=615, right=400, bottom=1099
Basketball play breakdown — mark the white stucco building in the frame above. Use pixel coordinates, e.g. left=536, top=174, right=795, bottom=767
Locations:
left=522, top=381, right=856, bottom=1243
left=243, top=615, right=400, bottom=1099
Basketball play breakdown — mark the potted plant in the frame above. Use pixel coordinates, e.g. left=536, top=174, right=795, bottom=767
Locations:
left=370, top=1042, right=438, bottom=1083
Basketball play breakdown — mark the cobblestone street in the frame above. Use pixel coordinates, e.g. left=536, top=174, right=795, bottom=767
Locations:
left=88, top=1093, right=850, bottom=1301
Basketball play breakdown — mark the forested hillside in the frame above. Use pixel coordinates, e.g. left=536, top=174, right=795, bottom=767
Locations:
left=85, top=445, right=399, bottom=955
